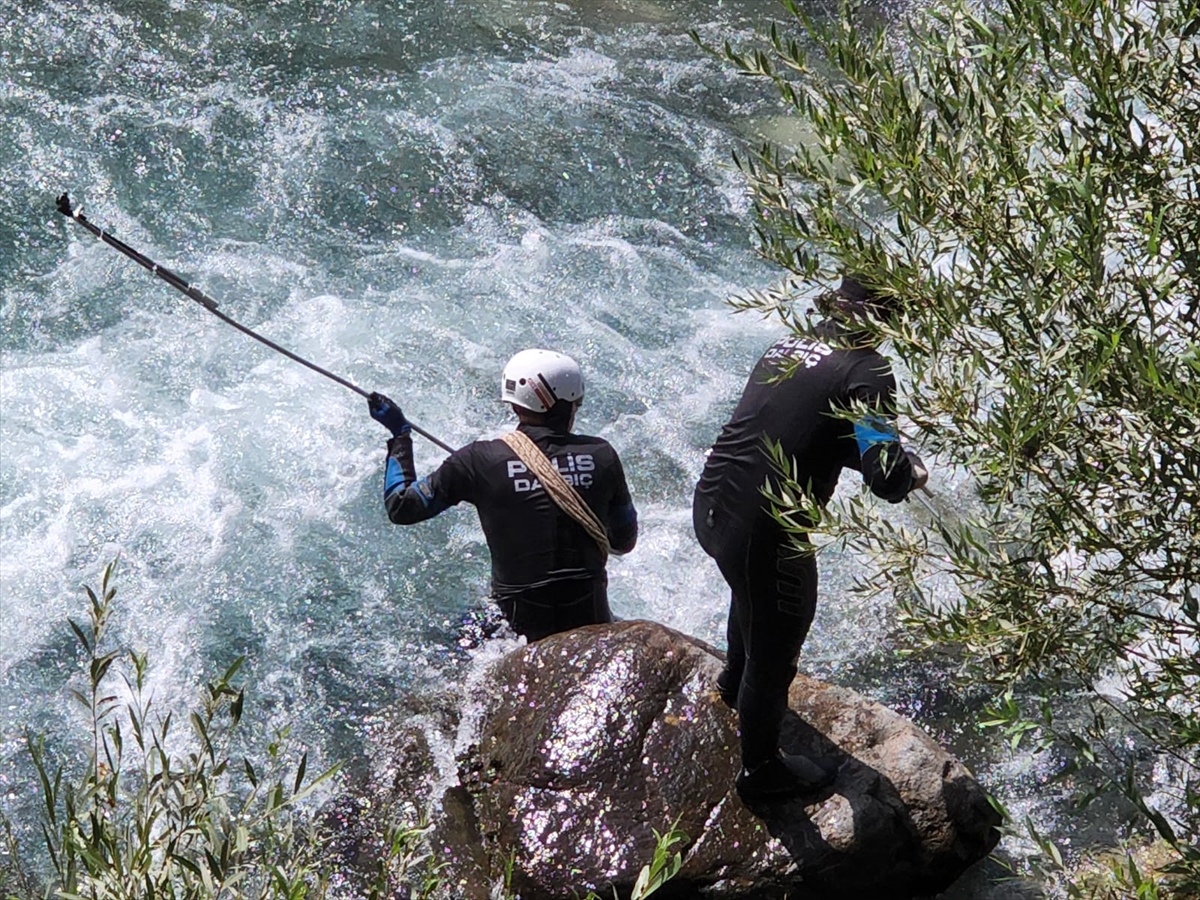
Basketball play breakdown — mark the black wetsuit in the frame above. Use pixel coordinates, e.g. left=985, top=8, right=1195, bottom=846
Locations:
left=382, top=422, right=638, bottom=641
left=693, top=320, right=916, bottom=768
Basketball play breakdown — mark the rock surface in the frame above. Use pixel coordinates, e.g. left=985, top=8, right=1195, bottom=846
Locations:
left=379, top=619, right=1000, bottom=900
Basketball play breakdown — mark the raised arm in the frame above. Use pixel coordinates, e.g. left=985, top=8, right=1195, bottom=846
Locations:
left=848, top=381, right=927, bottom=503
left=369, top=393, right=451, bottom=524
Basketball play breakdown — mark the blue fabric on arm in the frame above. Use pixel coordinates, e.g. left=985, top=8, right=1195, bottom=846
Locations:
left=854, top=416, right=900, bottom=455
left=382, top=434, right=457, bottom=524
left=410, top=476, right=449, bottom=515
left=384, top=462, right=450, bottom=515
left=384, top=457, right=410, bottom=498
left=855, top=415, right=913, bottom=503
left=384, top=474, right=452, bottom=523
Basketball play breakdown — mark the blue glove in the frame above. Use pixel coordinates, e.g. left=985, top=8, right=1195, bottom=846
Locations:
left=368, top=392, right=411, bottom=437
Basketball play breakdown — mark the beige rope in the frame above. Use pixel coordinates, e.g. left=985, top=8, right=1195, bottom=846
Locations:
left=499, top=430, right=614, bottom=557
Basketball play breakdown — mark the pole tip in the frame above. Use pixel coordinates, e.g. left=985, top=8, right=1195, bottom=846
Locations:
left=55, top=192, right=72, bottom=216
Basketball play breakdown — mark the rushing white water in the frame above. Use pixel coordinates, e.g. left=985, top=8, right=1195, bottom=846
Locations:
left=1, top=1, right=1081, bottom=895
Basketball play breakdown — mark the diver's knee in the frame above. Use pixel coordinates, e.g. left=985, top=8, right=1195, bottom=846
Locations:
left=743, top=657, right=798, bottom=691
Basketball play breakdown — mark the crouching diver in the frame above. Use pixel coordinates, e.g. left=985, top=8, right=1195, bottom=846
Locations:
left=369, top=349, right=638, bottom=642
left=693, top=275, right=929, bottom=803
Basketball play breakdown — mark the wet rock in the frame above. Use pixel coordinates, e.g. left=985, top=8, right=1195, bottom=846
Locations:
left=383, top=620, right=1001, bottom=900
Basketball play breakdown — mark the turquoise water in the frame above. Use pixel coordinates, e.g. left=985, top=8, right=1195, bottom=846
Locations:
left=1, top=0, right=1079, bottom=894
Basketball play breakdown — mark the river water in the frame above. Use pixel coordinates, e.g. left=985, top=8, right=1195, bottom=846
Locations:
left=0, top=1, right=1093, bottom=895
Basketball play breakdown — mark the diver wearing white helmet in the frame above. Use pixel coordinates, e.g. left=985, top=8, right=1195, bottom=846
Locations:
left=368, top=349, right=638, bottom=642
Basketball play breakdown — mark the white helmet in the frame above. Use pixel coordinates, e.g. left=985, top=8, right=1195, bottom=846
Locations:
left=500, top=349, right=584, bottom=413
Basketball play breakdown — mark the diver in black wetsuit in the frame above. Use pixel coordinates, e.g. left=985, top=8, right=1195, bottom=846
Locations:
left=369, top=349, right=638, bottom=642
left=693, top=276, right=928, bottom=802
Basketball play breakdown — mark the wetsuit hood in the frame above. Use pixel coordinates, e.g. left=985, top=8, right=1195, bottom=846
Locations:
left=815, top=275, right=899, bottom=337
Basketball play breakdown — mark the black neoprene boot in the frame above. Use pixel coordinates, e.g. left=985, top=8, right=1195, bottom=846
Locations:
left=735, top=751, right=839, bottom=802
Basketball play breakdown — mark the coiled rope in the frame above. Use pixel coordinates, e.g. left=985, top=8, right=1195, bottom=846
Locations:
left=499, top=430, right=614, bottom=557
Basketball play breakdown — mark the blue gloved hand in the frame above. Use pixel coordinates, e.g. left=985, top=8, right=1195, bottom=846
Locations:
left=368, top=392, right=411, bottom=437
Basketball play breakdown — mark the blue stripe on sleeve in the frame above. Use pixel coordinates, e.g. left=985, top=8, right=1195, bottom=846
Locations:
left=384, top=457, right=409, bottom=497
left=854, top=416, right=900, bottom=456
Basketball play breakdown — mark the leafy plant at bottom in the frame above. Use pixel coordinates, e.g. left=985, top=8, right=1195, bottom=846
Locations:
left=24, top=559, right=344, bottom=900
left=11, top=564, right=691, bottom=900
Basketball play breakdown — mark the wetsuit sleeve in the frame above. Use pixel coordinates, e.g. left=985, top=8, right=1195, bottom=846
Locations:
left=606, top=452, right=638, bottom=554
left=848, top=362, right=914, bottom=504
left=381, top=432, right=454, bottom=524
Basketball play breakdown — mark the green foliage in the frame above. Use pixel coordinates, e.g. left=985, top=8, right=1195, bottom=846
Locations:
left=23, top=559, right=345, bottom=900
left=628, top=821, right=686, bottom=900
left=364, top=820, right=443, bottom=900
left=700, top=0, right=1198, bottom=893
left=1, top=816, right=40, bottom=900
left=6, top=562, right=460, bottom=900
left=490, top=819, right=687, bottom=900
left=7, top=565, right=688, bottom=900
left=573, top=821, right=688, bottom=900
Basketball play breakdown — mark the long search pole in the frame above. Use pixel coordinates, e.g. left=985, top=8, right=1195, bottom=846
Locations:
left=911, top=486, right=940, bottom=518
left=55, top=193, right=454, bottom=454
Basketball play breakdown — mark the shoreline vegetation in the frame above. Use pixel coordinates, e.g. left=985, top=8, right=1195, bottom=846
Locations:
left=0, top=564, right=688, bottom=900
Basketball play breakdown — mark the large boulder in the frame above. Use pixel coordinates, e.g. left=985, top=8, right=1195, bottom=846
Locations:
left=376, top=619, right=1000, bottom=900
